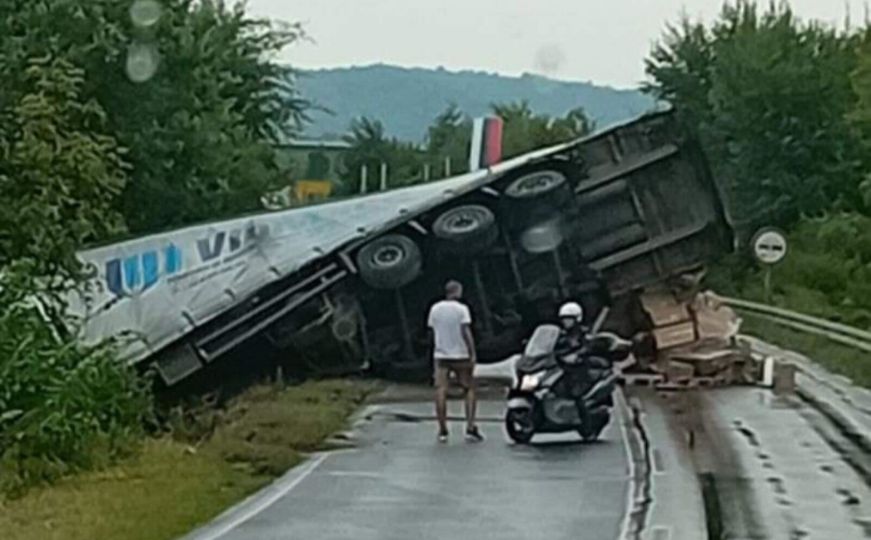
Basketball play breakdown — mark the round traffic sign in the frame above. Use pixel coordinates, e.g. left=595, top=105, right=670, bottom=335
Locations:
left=752, top=228, right=788, bottom=265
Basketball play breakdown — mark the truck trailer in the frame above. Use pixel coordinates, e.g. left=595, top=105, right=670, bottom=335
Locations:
left=69, top=107, right=733, bottom=385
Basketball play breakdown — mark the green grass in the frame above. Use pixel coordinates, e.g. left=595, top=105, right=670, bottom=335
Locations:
left=0, top=379, right=376, bottom=540
left=0, top=438, right=267, bottom=540
left=209, top=379, right=376, bottom=476
left=742, top=316, right=871, bottom=388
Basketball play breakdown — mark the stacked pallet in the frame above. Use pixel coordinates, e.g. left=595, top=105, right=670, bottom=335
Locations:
left=636, top=289, right=762, bottom=388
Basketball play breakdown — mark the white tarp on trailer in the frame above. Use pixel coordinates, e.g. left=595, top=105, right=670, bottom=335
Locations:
left=70, top=142, right=574, bottom=364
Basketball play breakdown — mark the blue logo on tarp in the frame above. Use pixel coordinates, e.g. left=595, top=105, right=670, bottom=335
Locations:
left=196, top=224, right=267, bottom=263
left=106, top=244, right=182, bottom=297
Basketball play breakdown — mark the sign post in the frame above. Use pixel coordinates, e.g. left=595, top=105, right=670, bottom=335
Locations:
left=751, top=228, right=788, bottom=303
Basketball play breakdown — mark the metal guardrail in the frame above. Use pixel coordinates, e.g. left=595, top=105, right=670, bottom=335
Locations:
left=721, top=296, right=871, bottom=353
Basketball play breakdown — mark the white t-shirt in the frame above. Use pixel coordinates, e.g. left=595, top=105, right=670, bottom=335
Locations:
left=427, top=300, right=473, bottom=360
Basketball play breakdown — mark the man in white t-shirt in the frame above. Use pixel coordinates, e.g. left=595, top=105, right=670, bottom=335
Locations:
left=428, top=280, right=484, bottom=443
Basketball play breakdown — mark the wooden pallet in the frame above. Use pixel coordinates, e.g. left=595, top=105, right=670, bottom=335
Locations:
left=619, top=373, right=666, bottom=387
left=655, top=375, right=730, bottom=391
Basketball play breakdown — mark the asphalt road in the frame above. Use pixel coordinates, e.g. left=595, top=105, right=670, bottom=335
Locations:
left=681, top=386, right=871, bottom=539
left=183, top=399, right=631, bottom=540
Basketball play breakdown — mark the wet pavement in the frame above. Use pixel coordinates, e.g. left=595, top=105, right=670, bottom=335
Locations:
left=182, top=400, right=631, bottom=540
left=660, top=386, right=871, bottom=539
left=181, top=363, right=871, bottom=540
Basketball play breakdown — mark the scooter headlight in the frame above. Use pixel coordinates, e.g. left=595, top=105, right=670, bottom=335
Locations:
left=520, top=372, right=544, bottom=391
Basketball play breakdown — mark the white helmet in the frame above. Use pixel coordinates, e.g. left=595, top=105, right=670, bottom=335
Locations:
left=558, top=301, right=584, bottom=322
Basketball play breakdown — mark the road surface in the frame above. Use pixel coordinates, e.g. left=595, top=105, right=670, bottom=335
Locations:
left=183, top=399, right=632, bottom=540
left=182, top=377, right=871, bottom=540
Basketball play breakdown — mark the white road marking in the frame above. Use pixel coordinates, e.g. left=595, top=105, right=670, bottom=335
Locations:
left=326, top=471, right=383, bottom=478
left=615, top=389, right=638, bottom=540
left=190, top=453, right=329, bottom=540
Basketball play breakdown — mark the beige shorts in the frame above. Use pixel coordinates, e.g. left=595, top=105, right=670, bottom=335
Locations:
left=433, top=358, right=474, bottom=388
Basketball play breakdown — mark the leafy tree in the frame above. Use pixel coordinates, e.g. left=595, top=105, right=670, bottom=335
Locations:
left=341, top=103, right=596, bottom=193
left=646, top=1, right=863, bottom=236
left=0, top=56, right=150, bottom=494
left=493, top=100, right=594, bottom=158
left=108, top=1, right=309, bottom=232
left=847, top=29, right=871, bottom=208
left=0, top=0, right=305, bottom=493
left=0, top=0, right=309, bottom=235
left=425, top=104, right=471, bottom=176
left=0, top=57, right=126, bottom=317
left=341, top=117, right=390, bottom=193
left=341, top=117, right=425, bottom=193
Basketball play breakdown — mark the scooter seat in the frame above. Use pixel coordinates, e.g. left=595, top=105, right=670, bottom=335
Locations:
left=515, top=355, right=556, bottom=374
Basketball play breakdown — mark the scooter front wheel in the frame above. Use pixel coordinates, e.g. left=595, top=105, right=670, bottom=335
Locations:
left=505, top=408, right=535, bottom=444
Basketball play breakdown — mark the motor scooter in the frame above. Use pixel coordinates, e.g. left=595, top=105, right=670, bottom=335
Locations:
left=504, top=324, right=632, bottom=444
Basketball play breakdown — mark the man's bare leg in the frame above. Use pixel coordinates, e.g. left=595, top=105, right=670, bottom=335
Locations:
left=434, top=366, right=449, bottom=439
left=458, top=364, right=483, bottom=441
left=465, top=384, right=477, bottom=430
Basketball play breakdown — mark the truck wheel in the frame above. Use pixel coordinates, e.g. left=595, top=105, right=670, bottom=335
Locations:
left=518, top=217, right=565, bottom=254
left=356, top=234, right=422, bottom=289
left=505, top=409, right=535, bottom=444
left=331, top=315, right=358, bottom=342
left=503, top=170, right=570, bottom=209
left=432, top=204, right=498, bottom=254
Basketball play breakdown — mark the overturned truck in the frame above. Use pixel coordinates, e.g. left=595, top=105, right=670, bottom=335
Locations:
left=71, top=108, right=733, bottom=386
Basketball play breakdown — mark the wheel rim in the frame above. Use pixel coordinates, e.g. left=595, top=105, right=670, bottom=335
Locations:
left=507, top=171, right=565, bottom=198
left=434, top=206, right=492, bottom=236
left=507, top=410, right=534, bottom=438
left=332, top=317, right=358, bottom=341
left=371, top=244, right=405, bottom=269
left=445, top=211, right=480, bottom=233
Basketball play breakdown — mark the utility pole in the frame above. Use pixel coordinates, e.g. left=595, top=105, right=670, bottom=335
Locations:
left=380, top=162, right=388, bottom=191
left=444, top=156, right=452, bottom=177
left=423, top=163, right=431, bottom=181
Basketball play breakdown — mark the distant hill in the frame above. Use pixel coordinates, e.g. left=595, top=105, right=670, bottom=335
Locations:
left=296, top=64, right=656, bottom=142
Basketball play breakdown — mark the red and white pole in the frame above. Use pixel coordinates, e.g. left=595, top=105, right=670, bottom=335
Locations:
left=468, top=116, right=504, bottom=172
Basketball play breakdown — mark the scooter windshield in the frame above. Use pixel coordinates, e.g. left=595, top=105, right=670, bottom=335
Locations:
left=523, top=324, right=561, bottom=359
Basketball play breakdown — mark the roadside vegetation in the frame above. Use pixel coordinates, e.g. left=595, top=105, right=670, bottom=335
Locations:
left=334, top=101, right=595, bottom=196
left=645, top=1, right=871, bottom=386
left=0, top=0, right=308, bottom=504
left=705, top=216, right=871, bottom=387
left=0, top=379, right=374, bottom=540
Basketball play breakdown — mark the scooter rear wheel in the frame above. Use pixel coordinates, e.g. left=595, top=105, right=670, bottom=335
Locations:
left=505, top=409, right=535, bottom=444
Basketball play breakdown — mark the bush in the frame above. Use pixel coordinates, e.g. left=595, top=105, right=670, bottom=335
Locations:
left=710, top=213, right=871, bottom=330
left=0, top=299, right=152, bottom=496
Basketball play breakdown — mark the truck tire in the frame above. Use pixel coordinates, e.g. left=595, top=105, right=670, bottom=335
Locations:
left=518, top=217, right=565, bottom=254
left=503, top=170, right=570, bottom=209
left=432, top=204, right=498, bottom=254
left=331, top=315, right=358, bottom=342
left=356, top=234, right=422, bottom=289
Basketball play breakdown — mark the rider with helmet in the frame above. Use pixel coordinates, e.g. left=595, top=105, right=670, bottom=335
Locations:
left=556, top=301, right=626, bottom=366
left=555, top=301, right=619, bottom=430
left=554, top=301, right=597, bottom=430
left=556, top=301, right=588, bottom=356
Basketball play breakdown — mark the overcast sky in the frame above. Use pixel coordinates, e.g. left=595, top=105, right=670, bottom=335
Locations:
left=249, top=1, right=862, bottom=89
